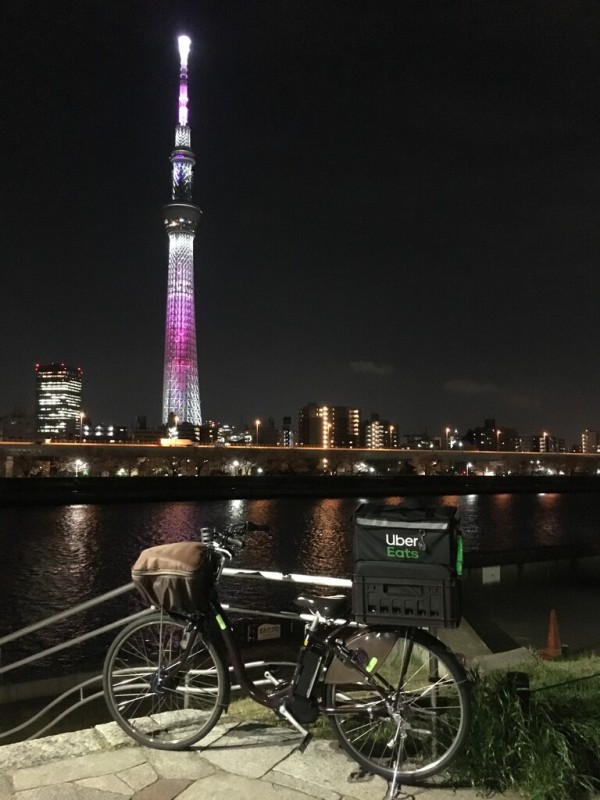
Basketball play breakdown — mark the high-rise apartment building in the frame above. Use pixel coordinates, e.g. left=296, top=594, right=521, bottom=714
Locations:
left=298, top=404, right=361, bottom=447
left=279, top=416, right=294, bottom=447
left=0, top=407, right=36, bottom=441
left=35, top=363, right=82, bottom=438
left=162, top=36, right=202, bottom=429
left=582, top=429, right=600, bottom=453
left=362, top=413, right=399, bottom=449
left=298, top=404, right=331, bottom=447
left=332, top=406, right=360, bottom=447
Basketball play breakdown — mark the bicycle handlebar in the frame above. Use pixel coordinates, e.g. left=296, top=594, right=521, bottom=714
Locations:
left=245, top=521, right=270, bottom=533
left=200, top=521, right=270, bottom=554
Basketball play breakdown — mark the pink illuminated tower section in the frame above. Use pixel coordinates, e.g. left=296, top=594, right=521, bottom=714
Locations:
left=162, top=35, right=202, bottom=426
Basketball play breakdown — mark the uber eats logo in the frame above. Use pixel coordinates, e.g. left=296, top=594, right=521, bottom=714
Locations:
left=385, top=531, right=427, bottom=560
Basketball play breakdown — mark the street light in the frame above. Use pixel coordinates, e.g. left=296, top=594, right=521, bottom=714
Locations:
left=255, top=419, right=260, bottom=446
left=79, top=411, right=85, bottom=441
left=496, top=429, right=501, bottom=451
left=445, top=427, right=451, bottom=449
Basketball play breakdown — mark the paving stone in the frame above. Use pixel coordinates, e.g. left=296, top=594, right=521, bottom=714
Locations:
left=132, top=778, right=193, bottom=800
left=0, top=772, right=13, bottom=798
left=117, top=763, right=157, bottom=792
left=12, top=749, right=147, bottom=791
left=0, top=730, right=104, bottom=771
left=94, top=723, right=140, bottom=750
left=14, top=784, right=127, bottom=800
left=144, top=750, right=215, bottom=781
left=177, top=772, right=318, bottom=799
left=267, top=770, right=341, bottom=800
left=76, top=774, right=133, bottom=795
left=187, top=718, right=239, bottom=747
left=194, top=723, right=300, bottom=778
left=272, top=738, right=388, bottom=800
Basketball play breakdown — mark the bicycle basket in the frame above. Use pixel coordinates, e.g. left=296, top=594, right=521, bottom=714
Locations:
left=131, top=541, right=217, bottom=613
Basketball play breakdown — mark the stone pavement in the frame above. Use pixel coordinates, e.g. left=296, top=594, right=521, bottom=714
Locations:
left=0, top=715, right=523, bottom=800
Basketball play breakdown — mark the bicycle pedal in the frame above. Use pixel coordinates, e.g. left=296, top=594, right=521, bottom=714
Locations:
left=264, top=670, right=283, bottom=687
left=348, top=767, right=374, bottom=783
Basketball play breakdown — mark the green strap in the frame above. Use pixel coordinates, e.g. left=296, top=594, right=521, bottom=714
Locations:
left=456, top=535, right=464, bottom=576
left=216, top=614, right=227, bottom=631
left=366, top=657, right=378, bottom=673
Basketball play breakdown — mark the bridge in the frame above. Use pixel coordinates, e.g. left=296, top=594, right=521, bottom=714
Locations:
left=0, top=441, right=598, bottom=479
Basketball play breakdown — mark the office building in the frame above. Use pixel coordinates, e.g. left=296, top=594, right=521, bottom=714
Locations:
left=35, top=363, right=82, bottom=438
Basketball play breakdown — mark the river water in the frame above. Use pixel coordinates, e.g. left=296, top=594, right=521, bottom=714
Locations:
left=1, top=493, right=599, bottom=678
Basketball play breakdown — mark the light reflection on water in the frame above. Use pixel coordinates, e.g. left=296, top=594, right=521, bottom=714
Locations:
left=1, top=493, right=599, bottom=675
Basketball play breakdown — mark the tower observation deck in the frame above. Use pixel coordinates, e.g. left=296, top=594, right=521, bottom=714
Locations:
left=161, top=35, right=202, bottom=427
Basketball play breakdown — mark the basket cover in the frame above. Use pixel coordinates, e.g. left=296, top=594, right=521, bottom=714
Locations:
left=131, top=541, right=216, bottom=613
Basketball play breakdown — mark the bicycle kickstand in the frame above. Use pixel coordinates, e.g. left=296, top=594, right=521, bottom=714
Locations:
left=383, top=725, right=414, bottom=800
left=383, top=781, right=414, bottom=800
left=385, top=768, right=399, bottom=800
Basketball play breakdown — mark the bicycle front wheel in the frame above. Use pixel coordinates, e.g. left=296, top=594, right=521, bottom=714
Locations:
left=103, top=611, right=228, bottom=750
left=326, top=627, right=471, bottom=784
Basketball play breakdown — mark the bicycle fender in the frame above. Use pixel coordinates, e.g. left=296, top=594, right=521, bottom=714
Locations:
left=324, top=629, right=398, bottom=684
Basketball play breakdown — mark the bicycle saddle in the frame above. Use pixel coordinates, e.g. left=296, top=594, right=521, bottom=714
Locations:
left=294, top=594, right=349, bottom=617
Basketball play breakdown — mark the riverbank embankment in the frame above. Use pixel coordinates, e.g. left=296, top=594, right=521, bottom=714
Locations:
left=3, top=473, right=600, bottom=506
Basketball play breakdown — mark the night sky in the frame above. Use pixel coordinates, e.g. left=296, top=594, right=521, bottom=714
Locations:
left=2, top=1, right=600, bottom=446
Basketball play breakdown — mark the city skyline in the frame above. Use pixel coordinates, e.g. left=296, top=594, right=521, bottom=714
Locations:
left=6, top=371, right=588, bottom=452
left=1, top=2, right=600, bottom=446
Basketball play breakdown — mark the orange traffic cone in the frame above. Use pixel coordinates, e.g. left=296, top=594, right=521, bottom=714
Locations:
left=540, top=609, right=561, bottom=659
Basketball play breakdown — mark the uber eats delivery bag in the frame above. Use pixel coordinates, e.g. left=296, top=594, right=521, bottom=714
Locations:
left=352, top=503, right=462, bottom=628
left=132, top=541, right=217, bottom=614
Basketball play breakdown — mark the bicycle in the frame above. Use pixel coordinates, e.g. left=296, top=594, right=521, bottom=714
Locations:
left=102, top=521, right=471, bottom=789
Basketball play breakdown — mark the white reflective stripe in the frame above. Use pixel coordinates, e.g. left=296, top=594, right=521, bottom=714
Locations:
left=355, top=517, right=450, bottom=530
left=221, top=567, right=352, bottom=588
left=132, top=569, right=194, bottom=577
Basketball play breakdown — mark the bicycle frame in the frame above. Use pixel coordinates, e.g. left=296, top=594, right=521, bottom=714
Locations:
left=205, top=597, right=403, bottom=718
left=148, top=541, right=434, bottom=735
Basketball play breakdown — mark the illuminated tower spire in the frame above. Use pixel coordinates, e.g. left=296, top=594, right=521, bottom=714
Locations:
left=162, top=34, right=202, bottom=427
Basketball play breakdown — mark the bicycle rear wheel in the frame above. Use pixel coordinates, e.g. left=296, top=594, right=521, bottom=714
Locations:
left=103, top=611, right=228, bottom=750
left=326, top=627, right=471, bottom=784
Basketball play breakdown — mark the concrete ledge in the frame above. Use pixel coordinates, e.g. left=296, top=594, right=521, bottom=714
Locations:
left=471, top=647, right=538, bottom=672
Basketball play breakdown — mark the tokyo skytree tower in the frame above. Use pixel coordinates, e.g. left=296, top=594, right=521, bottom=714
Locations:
left=162, top=35, right=202, bottom=426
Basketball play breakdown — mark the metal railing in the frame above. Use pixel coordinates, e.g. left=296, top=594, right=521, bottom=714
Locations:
left=0, top=568, right=352, bottom=743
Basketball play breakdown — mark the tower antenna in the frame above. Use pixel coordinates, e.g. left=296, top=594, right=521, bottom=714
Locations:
left=178, top=35, right=191, bottom=126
